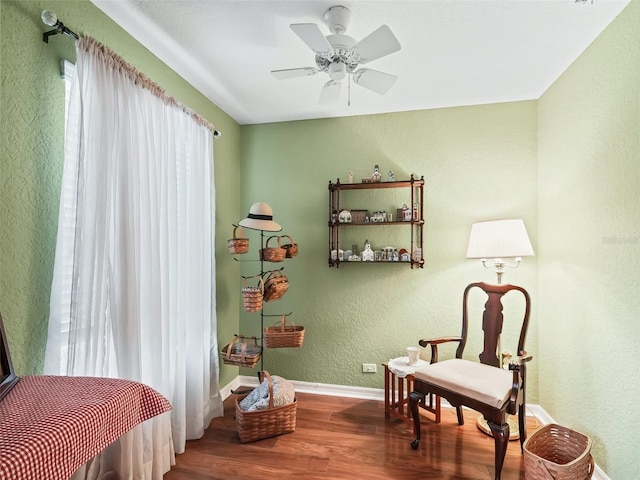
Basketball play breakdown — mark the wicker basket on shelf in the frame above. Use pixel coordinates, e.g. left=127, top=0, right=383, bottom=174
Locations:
left=260, top=236, right=286, bottom=262
left=221, top=335, right=262, bottom=368
left=523, top=423, right=594, bottom=480
left=280, top=234, right=298, bottom=258
left=264, top=315, right=305, bottom=348
left=235, top=371, right=297, bottom=443
left=263, top=270, right=289, bottom=302
left=242, top=276, right=264, bottom=312
left=227, top=225, right=249, bottom=254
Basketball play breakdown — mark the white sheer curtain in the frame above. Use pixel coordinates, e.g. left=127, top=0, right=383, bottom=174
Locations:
left=46, top=37, right=222, bottom=478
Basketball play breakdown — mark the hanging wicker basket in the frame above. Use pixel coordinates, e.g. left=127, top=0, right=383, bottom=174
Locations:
left=263, top=270, right=289, bottom=302
left=264, top=315, right=305, bottom=348
left=221, top=335, right=262, bottom=368
left=260, top=236, right=286, bottom=263
left=235, top=371, right=297, bottom=443
left=523, top=424, right=594, bottom=480
left=228, top=225, right=249, bottom=255
left=281, top=234, right=299, bottom=258
left=242, top=276, right=264, bottom=312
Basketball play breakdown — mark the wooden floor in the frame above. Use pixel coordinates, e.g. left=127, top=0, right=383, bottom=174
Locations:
left=163, top=390, right=540, bottom=480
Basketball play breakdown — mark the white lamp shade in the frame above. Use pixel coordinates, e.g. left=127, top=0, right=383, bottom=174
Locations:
left=466, top=219, right=534, bottom=259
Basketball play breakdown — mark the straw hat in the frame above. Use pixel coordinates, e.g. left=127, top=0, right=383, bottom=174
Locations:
left=239, top=202, right=282, bottom=232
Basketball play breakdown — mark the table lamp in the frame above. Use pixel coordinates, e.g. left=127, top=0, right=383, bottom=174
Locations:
left=466, top=218, right=534, bottom=284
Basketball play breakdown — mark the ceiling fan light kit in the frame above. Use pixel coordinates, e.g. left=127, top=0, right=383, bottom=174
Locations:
left=271, top=5, right=401, bottom=105
left=323, top=5, right=352, bottom=35
left=328, top=61, right=346, bottom=81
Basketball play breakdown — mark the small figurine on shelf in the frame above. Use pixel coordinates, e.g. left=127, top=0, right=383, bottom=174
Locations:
left=362, top=240, right=374, bottom=262
left=371, top=165, right=381, bottom=183
left=338, top=210, right=352, bottom=223
left=370, top=211, right=385, bottom=223
left=387, top=170, right=395, bottom=182
left=347, top=170, right=354, bottom=183
left=401, top=204, right=412, bottom=222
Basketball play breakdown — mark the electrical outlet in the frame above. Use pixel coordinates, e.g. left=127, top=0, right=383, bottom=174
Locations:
left=362, top=363, right=377, bottom=373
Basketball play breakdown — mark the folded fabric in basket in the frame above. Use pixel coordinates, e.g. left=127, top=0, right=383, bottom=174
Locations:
left=239, top=375, right=295, bottom=412
left=388, top=357, right=429, bottom=378
left=230, top=342, right=261, bottom=356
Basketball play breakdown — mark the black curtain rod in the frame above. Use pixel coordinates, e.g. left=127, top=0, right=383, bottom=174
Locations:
left=41, top=11, right=78, bottom=44
left=40, top=10, right=221, bottom=139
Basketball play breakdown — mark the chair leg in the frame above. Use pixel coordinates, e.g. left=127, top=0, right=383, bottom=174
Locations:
left=518, top=403, right=527, bottom=452
left=409, top=391, right=423, bottom=449
left=488, top=421, right=509, bottom=480
left=456, top=406, right=464, bottom=425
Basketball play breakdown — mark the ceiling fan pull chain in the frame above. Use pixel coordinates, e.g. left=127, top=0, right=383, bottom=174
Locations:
left=348, top=73, right=351, bottom=107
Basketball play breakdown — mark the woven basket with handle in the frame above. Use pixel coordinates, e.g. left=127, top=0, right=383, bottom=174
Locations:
left=242, top=276, right=264, bottom=312
left=221, top=335, right=262, bottom=368
left=280, top=234, right=298, bottom=258
left=263, top=270, right=289, bottom=302
left=227, top=225, right=249, bottom=254
left=260, top=236, right=286, bottom=262
left=523, top=423, right=594, bottom=480
left=235, top=371, right=297, bottom=443
left=264, top=315, right=304, bottom=348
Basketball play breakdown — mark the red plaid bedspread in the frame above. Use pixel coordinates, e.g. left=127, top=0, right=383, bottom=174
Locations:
left=0, top=375, right=171, bottom=480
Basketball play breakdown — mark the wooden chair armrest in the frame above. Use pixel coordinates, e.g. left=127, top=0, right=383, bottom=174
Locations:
left=508, top=352, right=533, bottom=369
left=418, top=336, right=462, bottom=347
left=418, top=337, right=463, bottom=363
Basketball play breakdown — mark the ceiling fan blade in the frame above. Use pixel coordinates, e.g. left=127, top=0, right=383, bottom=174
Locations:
left=352, top=68, right=398, bottom=95
left=290, top=23, right=333, bottom=56
left=318, top=80, right=342, bottom=104
left=351, top=25, right=401, bottom=64
left=271, top=67, right=320, bottom=80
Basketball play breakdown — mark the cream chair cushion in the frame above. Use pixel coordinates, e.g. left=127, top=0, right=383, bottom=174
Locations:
left=413, top=359, right=512, bottom=409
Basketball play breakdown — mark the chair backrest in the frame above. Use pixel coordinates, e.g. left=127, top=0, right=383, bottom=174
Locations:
left=456, top=282, right=531, bottom=368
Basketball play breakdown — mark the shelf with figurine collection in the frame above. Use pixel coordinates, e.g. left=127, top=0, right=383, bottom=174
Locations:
left=328, top=166, right=424, bottom=269
left=225, top=202, right=303, bottom=372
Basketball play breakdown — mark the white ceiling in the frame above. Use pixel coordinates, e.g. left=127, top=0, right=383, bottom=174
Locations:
left=91, top=0, right=630, bottom=126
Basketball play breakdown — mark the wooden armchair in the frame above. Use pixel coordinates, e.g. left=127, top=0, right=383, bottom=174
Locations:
left=409, top=282, right=532, bottom=480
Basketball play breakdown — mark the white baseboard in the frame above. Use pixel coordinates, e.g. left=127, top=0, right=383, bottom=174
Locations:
left=222, top=376, right=610, bottom=480
left=230, top=375, right=386, bottom=400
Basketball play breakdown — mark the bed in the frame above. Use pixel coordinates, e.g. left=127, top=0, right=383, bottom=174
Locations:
left=0, top=314, right=173, bottom=479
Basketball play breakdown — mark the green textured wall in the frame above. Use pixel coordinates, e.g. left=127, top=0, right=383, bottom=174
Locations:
left=240, top=105, right=539, bottom=401
left=538, top=1, right=640, bottom=477
left=0, top=0, right=242, bottom=388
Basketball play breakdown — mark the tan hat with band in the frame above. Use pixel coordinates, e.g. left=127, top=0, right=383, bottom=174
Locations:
left=239, top=202, right=282, bottom=232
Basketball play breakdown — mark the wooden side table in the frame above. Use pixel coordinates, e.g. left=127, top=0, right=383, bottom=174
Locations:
left=383, top=363, right=441, bottom=425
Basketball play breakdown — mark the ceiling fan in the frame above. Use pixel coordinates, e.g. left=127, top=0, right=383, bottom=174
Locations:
left=271, top=5, right=401, bottom=104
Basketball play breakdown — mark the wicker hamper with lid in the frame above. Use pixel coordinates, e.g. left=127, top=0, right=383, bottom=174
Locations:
left=523, top=423, right=594, bottom=480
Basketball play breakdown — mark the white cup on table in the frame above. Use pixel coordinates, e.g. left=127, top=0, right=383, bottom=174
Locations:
left=406, top=347, right=420, bottom=366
